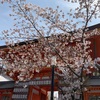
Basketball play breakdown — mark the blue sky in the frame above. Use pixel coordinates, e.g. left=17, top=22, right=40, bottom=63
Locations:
left=0, top=0, right=71, bottom=31
left=0, top=0, right=100, bottom=45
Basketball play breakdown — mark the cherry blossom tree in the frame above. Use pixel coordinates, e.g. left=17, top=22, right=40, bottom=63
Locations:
left=0, top=0, right=100, bottom=100
left=1, top=0, right=11, bottom=3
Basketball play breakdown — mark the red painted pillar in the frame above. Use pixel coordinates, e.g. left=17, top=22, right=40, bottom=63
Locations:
left=0, top=92, right=2, bottom=100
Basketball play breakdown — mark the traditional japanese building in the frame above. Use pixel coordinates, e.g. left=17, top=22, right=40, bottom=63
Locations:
left=0, top=23, right=100, bottom=100
left=0, top=74, right=14, bottom=99
left=84, top=76, right=100, bottom=100
left=0, top=68, right=58, bottom=100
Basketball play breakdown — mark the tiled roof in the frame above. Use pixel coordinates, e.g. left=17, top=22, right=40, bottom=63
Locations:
left=0, top=74, right=13, bottom=82
left=0, top=23, right=100, bottom=49
left=0, top=74, right=14, bottom=89
left=85, top=76, right=100, bottom=86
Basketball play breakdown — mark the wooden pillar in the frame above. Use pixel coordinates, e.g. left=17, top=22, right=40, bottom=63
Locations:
left=0, top=92, right=2, bottom=100
left=28, top=86, right=40, bottom=100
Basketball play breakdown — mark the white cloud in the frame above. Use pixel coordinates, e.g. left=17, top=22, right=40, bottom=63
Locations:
left=56, top=0, right=79, bottom=9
